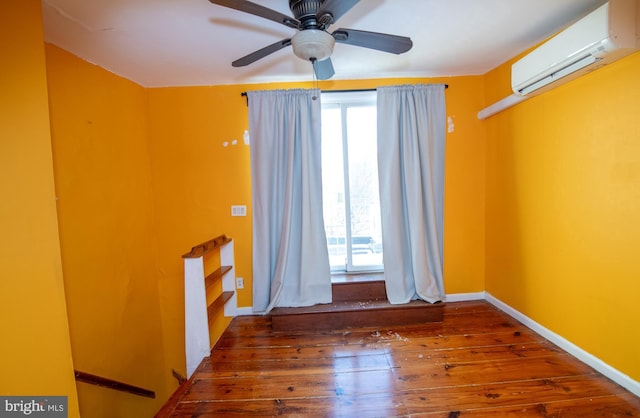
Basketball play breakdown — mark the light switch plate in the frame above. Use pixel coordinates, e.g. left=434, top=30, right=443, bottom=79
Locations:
left=231, top=205, right=246, bottom=216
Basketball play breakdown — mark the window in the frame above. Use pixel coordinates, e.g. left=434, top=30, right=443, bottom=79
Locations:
left=321, top=91, right=383, bottom=272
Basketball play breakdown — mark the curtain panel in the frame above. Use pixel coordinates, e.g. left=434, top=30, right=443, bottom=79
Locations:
left=248, top=89, right=332, bottom=314
left=377, top=84, right=447, bottom=304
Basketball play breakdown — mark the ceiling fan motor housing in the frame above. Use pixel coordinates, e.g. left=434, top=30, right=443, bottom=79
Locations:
left=290, top=0, right=320, bottom=19
left=289, top=0, right=333, bottom=28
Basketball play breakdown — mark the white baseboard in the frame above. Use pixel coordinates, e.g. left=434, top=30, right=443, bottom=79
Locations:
left=445, top=291, right=486, bottom=302
left=485, top=292, right=640, bottom=397
left=225, top=304, right=254, bottom=316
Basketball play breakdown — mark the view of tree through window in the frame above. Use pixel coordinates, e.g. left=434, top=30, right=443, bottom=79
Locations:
left=321, top=92, right=383, bottom=272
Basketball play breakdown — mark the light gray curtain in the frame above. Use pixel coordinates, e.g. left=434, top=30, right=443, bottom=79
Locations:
left=377, top=84, right=446, bottom=304
left=248, top=89, right=332, bottom=314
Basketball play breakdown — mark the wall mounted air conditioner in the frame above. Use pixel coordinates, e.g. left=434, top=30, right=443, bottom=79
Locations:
left=512, top=0, right=639, bottom=97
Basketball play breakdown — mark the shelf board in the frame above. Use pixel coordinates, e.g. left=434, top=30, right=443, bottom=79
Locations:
left=207, top=291, right=234, bottom=321
left=205, top=265, right=232, bottom=289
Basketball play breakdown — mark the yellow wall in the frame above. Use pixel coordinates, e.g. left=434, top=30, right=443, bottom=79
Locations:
left=484, top=51, right=640, bottom=380
left=40, top=26, right=486, bottom=409
left=0, top=1, right=79, bottom=416
left=45, top=45, right=170, bottom=417
left=13, top=0, right=637, bottom=408
left=147, top=76, right=487, bottom=376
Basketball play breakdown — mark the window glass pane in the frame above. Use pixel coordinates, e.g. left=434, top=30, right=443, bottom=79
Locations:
left=346, top=106, right=383, bottom=269
left=321, top=93, right=383, bottom=272
left=321, top=107, right=347, bottom=268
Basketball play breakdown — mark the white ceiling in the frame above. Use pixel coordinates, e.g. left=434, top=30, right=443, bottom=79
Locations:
left=41, top=0, right=606, bottom=88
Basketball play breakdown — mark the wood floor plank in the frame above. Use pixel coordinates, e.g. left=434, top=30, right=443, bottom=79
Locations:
left=215, top=331, right=354, bottom=349
left=199, top=352, right=391, bottom=377
left=208, top=343, right=388, bottom=362
left=183, top=369, right=396, bottom=401
left=363, top=328, right=544, bottom=352
left=225, top=315, right=270, bottom=326
left=387, top=341, right=562, bottom=365
left=342, top=310, right=524, bottom=340
left=413, top=393, right=640, bottom=417
left=217, top=310, right=526, bottom=350
left=391, top=353, right=597, bottom=390
left=156, top=301, right=639, bottom=417
left=442, top=300, right=495, bottom=314
left=169, top=393, right=409, bottom=417
left=399, top=374, right=632, bottom=414
left=221, top=305, right=516, bottom=341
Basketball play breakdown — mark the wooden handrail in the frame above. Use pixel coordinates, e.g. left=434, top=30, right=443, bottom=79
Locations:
left=182, top=234, right=231, bottom=259
left=74, top=370, right=155, bottom=399
left=172, top=369, right=186, bottom=385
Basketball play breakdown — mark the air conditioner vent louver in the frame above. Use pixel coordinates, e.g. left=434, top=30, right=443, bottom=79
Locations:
left=512, top=0, right=639, bottom=97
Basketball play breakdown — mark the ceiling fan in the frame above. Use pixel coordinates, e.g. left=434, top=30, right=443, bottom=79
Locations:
left=208, top=0, right=413, bottom=80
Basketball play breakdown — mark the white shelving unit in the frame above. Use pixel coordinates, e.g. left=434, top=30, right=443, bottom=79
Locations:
left=182, top=235, right=236, bottom=377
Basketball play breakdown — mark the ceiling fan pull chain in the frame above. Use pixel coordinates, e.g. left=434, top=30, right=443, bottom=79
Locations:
left=311, top=58, right=319, bottom=99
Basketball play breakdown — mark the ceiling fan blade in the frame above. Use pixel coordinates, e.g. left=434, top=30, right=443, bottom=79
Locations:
left=332, top=28, right=413, bottom=54
left=209, top=0, right=300, bottom=29
left=317, top=0, right=359, bottom=25
left=313, top=58, right=335, bottom=80
left=232, top=39, right=292, bottom=67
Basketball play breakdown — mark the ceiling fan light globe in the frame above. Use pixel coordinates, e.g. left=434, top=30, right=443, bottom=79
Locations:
left=291, top=29, right=335, bottom=61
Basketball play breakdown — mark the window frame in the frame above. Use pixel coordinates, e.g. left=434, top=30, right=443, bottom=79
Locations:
left=321, top=91, right=383, bottom=273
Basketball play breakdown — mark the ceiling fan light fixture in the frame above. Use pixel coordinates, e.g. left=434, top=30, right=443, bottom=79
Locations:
left=291, top=29, right=335, bottom=62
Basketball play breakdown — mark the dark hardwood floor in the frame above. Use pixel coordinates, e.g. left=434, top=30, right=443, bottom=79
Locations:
left=157, top=300, right=639, bottom=417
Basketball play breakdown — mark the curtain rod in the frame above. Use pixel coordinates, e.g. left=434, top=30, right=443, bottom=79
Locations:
left=240, top=85, right=448, bottom=98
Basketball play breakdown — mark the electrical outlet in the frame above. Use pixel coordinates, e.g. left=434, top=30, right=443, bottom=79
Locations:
left=236, top=277, right=244, bottom=289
